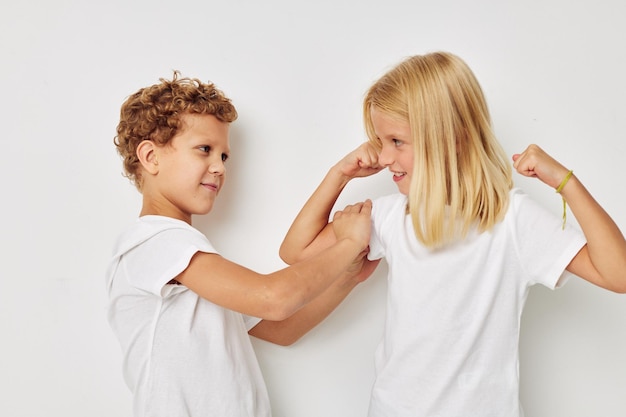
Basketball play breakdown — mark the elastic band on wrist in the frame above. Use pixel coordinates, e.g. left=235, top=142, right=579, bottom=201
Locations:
left=555, top=170, right=573, bottom=194
left=556, top=170, right=573, bottom=229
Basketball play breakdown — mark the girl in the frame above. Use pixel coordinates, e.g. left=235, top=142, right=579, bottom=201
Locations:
left=279, top=52, right=626, bottom=416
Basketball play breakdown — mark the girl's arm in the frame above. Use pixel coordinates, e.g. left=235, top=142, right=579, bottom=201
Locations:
left=513, top=144, right=626, bottom=293
left=279, top=142, right=383, bottom=264
left=249, top=143, right=382, bottom=346
left=176, top=201, right=373, bottom=322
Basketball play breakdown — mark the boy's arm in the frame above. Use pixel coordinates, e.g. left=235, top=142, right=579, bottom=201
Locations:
left=513, top=144, right=626, bottom=293
left=176, top=201, right=372, bottom=322
left=249, top=143, right=382, bottom=346
left=249, top=255, right=380, bottom=346
left=280, top=143, right=383, bottom=264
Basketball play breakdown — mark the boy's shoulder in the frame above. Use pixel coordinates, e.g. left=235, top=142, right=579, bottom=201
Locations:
left=112, top=215, right=202, bottom=259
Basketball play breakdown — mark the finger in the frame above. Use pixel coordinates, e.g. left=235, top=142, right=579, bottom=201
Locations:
left=346, top=200, right=372, bottom=214
left=342, top=203, right=360, bottom=213
left=360, top=199, right=373, bottom=214
left=512, top=151, right=533, bottom=175
left=358, top=153, right=380, bottom=169
left=512, top=151, right=527, bottom=170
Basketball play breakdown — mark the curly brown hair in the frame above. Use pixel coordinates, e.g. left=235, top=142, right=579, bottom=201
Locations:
left=114, top=71, right=238, bottom=190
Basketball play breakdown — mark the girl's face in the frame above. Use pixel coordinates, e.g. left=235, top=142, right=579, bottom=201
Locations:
left=370, top=107, right=414, bottom=195
left=152, top=113, right=230, bottom=223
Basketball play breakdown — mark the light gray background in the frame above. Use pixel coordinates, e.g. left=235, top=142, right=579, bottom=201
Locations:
left=1, top=1, right=624, bottom=416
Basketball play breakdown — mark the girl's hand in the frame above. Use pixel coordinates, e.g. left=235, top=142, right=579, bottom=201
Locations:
left=512, top=144, right=571, bottom=190
left=336, top=143, right=383, bottom=180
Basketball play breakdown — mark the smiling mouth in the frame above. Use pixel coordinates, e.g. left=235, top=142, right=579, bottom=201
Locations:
left=392, top=171, right=406, bottom=181
left=202, top=183, right=219, bottom=192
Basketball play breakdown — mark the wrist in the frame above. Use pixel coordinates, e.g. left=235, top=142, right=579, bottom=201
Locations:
left=336, top=236, right=368, bottom=257
left=328, top=163, right=354, bottom=188
left=555, top=169, right=574, bottom=193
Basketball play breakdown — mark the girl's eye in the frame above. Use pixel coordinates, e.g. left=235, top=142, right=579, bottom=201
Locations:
left=392, top=138, right=402, bottom=146
left=221, top=153, right=229, bottom=162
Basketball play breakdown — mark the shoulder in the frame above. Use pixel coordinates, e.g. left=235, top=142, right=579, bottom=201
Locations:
left=372, top=193, right=407, bottom=215
left=112, top=216, right=215, bottom=259
left=504, top=187, right=560, bottom=226
left=370, top=193, right=407, bottom=232
left=368, top=194, right=408, bottom=258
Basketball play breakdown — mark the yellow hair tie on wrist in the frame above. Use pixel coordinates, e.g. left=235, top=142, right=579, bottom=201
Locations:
left=556, top=170, right=573, bottom=229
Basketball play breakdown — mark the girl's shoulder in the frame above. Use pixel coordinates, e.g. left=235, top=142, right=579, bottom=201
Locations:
left=372, top=193, right=408, bottom=212
left=505, top=187, right=546, bottom=218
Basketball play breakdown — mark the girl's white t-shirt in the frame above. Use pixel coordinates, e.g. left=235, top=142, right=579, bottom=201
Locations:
left=106, top=215, right=270, bottom=417
left=367, top=188, right=586, bottom=417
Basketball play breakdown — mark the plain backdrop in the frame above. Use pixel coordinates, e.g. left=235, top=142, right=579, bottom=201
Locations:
left=1, top=1, right=624, bottom=416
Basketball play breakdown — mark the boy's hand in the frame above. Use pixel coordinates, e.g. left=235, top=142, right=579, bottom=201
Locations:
left=332, top=200, right=372, bottom=250
left=345, top=252, right=381, bottom=285
left=512, top=144, right=570, bottom=190
left=336, top=143, right=383, bottom=179
left=333, top=199, right=379, bottom=285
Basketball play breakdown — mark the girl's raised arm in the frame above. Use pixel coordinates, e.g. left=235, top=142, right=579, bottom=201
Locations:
left=513, top=144, right=626, bottom=293
left=279, top=143, right=382, bottom=264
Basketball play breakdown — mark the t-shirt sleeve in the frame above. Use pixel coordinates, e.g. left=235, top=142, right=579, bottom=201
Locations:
left=123, top=227, right=217, bottom=297
left=511, top=190, right=586, bottom=289
left=368, top=203, right=385, bottom=261
left=368, top=195, right=403, bottom=261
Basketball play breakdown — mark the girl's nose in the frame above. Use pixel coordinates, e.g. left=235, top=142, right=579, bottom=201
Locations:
left=378, top=145, right=392, bottom=167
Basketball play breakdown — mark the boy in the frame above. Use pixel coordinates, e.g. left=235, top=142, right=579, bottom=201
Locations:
left=106, top=72, right=374, bottom=417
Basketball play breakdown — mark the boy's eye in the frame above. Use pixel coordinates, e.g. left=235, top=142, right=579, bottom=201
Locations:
left=198, top=146, right=228, bottom=162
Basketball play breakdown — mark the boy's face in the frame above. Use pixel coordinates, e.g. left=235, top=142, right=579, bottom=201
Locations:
left=149, top=113, right=230, bottom=222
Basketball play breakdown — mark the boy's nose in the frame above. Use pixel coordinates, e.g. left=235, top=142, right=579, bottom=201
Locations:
left=209, top=160, right=225, bottom=174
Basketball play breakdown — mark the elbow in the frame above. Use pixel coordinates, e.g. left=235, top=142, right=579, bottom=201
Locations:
left=597, top=276, right=626, bottom=294
left=248, top=323, right=304, bottom=347
left=278, top=243, right=297, bottom=265
left=614, top=270, right=626, bottom=294
left=610, top=282, right=626, bottom=294
left=263, top=308, right=295, bottom=323
left=268, top=332, right=303, bottom=347
left=602, top=269, right=626, bottom=294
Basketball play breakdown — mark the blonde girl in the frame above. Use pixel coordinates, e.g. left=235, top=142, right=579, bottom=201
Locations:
left=280, top=52, right=626, bottom=417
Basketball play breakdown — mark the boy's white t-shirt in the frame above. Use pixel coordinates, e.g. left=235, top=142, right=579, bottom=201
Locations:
left=106, top=215, right=270, bottom=417
left=367, top=188, right=586, bottom=417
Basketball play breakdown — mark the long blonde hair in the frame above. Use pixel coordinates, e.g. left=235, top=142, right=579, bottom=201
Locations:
left=364, top=52, right=513, bottom=248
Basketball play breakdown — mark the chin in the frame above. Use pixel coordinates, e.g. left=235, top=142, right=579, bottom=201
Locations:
left=196, top=204, right=214, bottom=215
left=396, top=185, right=409, bottom=195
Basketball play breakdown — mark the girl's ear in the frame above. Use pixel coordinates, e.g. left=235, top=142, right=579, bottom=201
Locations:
left=136, top=140, right=159, bottom=175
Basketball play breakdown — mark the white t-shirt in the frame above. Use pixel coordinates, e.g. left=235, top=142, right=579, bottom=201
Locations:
left=106, top=215, right=271, bottom=417
left=366, top=189, right=586, bottom=417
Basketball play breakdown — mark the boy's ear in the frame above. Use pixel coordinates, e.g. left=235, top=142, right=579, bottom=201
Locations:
left=136, top=140, right=159, bottom=175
